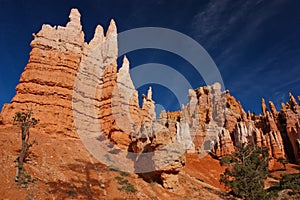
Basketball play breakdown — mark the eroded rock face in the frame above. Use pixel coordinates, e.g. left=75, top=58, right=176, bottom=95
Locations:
left=1, top=9, right=85, bottom=137
left=212, top=92, right=286, bottom=162
left=211, top=91, right=300, bottom=165
left=128, top=107, right=186, bottom=189
left=176, top=86, right=298, bottom=165
left=215, top=127, right=234, bottom=157
left=280, top=93, right=300, bottom=162
left=1, top=8, right=185, bottom=189
left=1, top=8, right=299, bottom=190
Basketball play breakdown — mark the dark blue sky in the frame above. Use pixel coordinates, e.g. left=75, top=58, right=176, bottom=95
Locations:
left=0, top=0, right=299, bottom=114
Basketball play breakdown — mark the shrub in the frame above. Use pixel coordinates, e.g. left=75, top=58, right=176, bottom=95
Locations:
left=280, top=173, right=300, bottom=194
left=115, top=176, right=137, bottom=193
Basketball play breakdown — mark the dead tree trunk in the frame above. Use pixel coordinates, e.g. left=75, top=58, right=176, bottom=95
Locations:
left=13, top=110, right=38, bottom=186
left=16, top=125, right=29, bottom=184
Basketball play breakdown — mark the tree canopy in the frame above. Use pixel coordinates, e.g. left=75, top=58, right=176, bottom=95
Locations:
left=220, top=144, right=269, bottom=200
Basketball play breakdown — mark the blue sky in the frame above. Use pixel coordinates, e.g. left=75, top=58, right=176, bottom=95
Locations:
left=0, top=0, right=299, bottom=114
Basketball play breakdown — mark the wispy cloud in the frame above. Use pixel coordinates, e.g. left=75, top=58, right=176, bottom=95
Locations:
left=192, top=0, right=287, bottom=60
left=192, top=0, right=266, bottom=49
left=191, top=0, right=294, bottom=84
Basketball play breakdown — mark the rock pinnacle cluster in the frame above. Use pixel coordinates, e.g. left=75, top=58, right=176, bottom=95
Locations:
left=1, top=8, right=300, bottom=189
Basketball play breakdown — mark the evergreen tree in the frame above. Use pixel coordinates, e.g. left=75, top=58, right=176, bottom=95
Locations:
left=220, top=144, right=269, bottom=200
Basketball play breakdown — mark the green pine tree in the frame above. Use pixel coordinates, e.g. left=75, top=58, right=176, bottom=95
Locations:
left=220, top=144, right=269, bottom=200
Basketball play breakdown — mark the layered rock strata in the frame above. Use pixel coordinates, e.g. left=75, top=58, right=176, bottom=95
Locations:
left=0, top=8, right=184, bottom=189
left=183, top=88, right=299, bottom=165
left=1, top=8, right=300, bottom=188
left=1, top=9, right=85, bottom=137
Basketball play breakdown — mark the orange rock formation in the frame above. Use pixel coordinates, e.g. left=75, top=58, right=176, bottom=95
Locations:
left=1, top=8, right=300, bottom=190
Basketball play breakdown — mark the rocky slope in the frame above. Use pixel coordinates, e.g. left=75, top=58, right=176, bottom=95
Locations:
left=0, top=8, right=299, bottom=198
left=0, top=126, right=237, bottom=200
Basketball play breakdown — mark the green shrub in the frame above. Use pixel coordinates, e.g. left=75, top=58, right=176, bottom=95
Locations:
left=280, top=173, right=300, bottom=193
left=120, top=171, right=130, bottom=177
left=118, top=183, right=137, bottom=193
left=115, top=176, right=137, bottom=193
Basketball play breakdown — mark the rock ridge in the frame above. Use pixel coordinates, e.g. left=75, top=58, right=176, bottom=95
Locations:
left=1, top=8, right=300, bottom=189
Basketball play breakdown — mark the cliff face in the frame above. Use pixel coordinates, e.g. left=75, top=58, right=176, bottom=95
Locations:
left=280, top=94, right=300, bottom=162
left=162, top=86, right=300, bottom=166
left=1, top=9, right=84, bottom=137
left=201, top=90, right=299, bottom=165
left=0, top=8, right=182, bottom=189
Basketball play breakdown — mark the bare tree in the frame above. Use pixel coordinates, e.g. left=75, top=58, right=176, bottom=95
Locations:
left=13, top=109, right=39, bottom=186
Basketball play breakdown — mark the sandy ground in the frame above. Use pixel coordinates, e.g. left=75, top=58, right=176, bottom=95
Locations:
left=1, top=125, right=298, bottom=199
left=0, top=125, right=239, bottom=200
